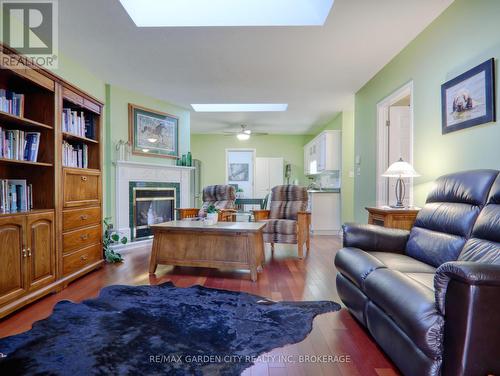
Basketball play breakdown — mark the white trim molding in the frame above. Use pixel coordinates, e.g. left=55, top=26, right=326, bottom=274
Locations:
left=376, top=81, right=415, bottom=207
left=114, top=160, right=194, bottom=241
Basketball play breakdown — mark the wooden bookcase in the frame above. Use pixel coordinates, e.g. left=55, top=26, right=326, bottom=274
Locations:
left=0, top=44, right=104, bottom=318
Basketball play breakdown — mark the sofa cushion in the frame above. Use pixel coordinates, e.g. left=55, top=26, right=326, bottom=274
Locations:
left=406, top=170, right=498, bottom=268
left=263, top=232, right=297, bottom=244
left=334, top=247, right=386, bottom=289
left=334, top=248, right=435, bottom=290
left=269, top=185, right=308, bottom=220
left=261, top=219, right=297, bottom=235
left=459, top=175, right=500, bottom=264
left=370, top=252, right=436, bottom=273
left=364, top=269, right=444, bottom=358
left=404, top=273, right=435, bottom=291
left=406, top=227, right=467, bottom=267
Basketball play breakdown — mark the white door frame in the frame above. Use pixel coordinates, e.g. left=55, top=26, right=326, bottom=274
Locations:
left=225, top=148, right=257, bottom=195
left=376, top=81, right=414, bottom=206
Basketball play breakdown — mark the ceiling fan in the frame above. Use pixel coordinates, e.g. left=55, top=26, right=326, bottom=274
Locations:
left=223, top=125, right=268, bottom=140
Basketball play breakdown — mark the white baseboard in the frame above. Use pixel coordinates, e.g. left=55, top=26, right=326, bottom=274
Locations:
left=310, top=229, right=342, bottom=236
left=110, top=238, right=153, bottom=253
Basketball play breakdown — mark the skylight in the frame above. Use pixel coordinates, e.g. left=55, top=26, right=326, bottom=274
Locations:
left=191, top=104, right=288, bottom=112
left=119, top=0, right=334, bottom=27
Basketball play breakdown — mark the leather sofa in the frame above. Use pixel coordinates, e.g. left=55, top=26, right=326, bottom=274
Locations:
left=334, top=170, right=500, bottom=376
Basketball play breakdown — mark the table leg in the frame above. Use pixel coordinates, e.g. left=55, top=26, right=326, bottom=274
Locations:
left=149, top=237, right=159, bottom=275
left=250, top=266, right=258, bottom=282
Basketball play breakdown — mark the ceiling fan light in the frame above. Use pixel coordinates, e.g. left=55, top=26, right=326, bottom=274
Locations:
left=237, top=133, right=250, bottom=141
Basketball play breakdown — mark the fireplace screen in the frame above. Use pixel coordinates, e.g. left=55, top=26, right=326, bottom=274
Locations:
left=132, top=187, right=175, bottom=240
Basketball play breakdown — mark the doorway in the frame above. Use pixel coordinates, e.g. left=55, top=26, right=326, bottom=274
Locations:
left=225, top=149, right=256, bottom=198
left=376, top=82, right=414, bottom=207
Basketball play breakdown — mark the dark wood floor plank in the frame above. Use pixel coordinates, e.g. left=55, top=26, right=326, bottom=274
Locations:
left=0, top=236, right=400, bottom=375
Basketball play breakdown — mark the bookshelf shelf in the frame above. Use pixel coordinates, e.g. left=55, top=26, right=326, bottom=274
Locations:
left=0, top=43, right=103, bottom=319
left=0, top=158, right=53, bottom=167
left=62, top=132, right=98, bottom=144
left=0, top=110, right=53, bottom=130
left=0, top=208, right=53, bottom=218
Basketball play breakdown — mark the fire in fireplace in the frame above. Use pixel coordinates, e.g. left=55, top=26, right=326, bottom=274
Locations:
left=132, top=187, right=175, bottom=240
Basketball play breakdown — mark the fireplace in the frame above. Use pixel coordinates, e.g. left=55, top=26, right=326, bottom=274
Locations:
left=129, top=182, right=180, bottom=241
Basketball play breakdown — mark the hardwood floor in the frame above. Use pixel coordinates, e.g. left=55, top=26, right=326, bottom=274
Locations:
left=0, top=236, right=400, bottom=376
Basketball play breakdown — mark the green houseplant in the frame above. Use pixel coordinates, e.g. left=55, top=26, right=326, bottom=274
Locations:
left=205, top=204, right=220, bottom=225
left=103, top=217, right=127, bottom=263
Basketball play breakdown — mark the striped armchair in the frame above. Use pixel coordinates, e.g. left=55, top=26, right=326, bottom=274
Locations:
left=177, top=185, right=237, bottom=222
left=253, top=185, right=311, bottom=258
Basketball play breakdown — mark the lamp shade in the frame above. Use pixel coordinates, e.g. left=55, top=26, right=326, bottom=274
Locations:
left=382, top=158, right=420, bottom=178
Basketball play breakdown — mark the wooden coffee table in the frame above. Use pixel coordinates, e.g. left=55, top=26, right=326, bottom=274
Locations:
left=149, top=221, right=266, bottom=281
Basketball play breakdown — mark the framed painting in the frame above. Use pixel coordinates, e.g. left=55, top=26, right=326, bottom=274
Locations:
left=228, top=163, right=249, bottom=181
left=441, top=58, right=495, bottom=134
left=128, top=103, right=179, bottom=158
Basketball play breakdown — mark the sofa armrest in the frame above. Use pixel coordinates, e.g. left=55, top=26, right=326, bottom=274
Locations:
left=253, top=210, right=270, bottom=221
left=434, top=261, right=500, bottom=314
left=342, top=223, right=409, bottom=253
left=434, top=261, right=500, bottom=376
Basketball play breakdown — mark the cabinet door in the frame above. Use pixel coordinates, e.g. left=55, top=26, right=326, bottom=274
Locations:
left=317, top=134, right=327, bottom=171
left=304, top=147, right=309, bottom=175
left=255, top=157, right=270, bottom=199
left=268, top=158, right=284, bottom=188
left=63, top=168, right=101, bottom=207
left=0, top=216, right=27, bottom=306
left=26, top=212, right=56, bottom=291
left=325, top=131, right=342, bottom=171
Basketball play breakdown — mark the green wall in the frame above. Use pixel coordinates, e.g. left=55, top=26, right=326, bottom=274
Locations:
left=105, top=85, right=191, bottom=221
left=190, top=134, right=311, bottom=190
left=354, top=0, right=500, bottom=222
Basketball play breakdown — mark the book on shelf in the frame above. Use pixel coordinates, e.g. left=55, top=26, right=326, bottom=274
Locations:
left=62, top=141, right=88, bottom=169
left=62, top=108, right=95, bottom=139
left=0, top=179, right=33, bottom=213
left=0, top=89, right=25, bottom=117
left=0, top=127, right=40, bottom=162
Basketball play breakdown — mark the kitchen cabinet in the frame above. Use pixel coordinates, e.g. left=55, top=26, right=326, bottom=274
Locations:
left=309, top=191, right=341, bottom=235
left=304, top=130, right=341, bottom=175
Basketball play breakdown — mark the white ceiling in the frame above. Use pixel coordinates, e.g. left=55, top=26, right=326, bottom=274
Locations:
left=58, top=0, right=453, bottom=134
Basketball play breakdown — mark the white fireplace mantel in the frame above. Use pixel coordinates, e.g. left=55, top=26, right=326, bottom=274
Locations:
left=114, top=160, right=194, bottom=240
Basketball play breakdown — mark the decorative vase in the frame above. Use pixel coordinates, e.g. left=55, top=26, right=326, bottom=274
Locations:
left=205, top=212, right=218, bottom=225
left=181, top=154, right=187, bottom=166
left=186, top=152, right=192, bottom=167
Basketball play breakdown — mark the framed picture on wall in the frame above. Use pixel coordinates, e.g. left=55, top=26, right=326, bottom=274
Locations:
left=128, top=103, right=179, bottom=158
left=441, top=58, right=495, bottom=134
left=228, top=163, right=249, bottom=181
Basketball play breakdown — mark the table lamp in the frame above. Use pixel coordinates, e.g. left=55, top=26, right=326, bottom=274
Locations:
left=382, top=158, right=420, bottom=208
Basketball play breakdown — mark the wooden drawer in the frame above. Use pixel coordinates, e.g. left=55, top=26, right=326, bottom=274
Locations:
left=63, top=207, right=101, bottom=231
left=63, top=169, right=101, bottom=207
left=63, top=224, right=101, bottom=253
left=63, top=244, right=101, bottom=276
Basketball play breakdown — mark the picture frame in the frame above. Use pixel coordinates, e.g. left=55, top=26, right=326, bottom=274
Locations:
left=441, top=58, right=495, bottom=134
left=128, top=103, right=179, bottom=158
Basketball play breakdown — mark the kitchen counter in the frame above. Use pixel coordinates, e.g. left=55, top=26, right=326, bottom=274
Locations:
left=308, top=189, right=341, bottom=193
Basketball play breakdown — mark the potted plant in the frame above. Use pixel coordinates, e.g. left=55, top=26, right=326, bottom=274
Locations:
left=103, top=217, right=128, bottom=263
left=205, top=204, right=220, bottom=225
left=235, top=188, right=244, bottom=198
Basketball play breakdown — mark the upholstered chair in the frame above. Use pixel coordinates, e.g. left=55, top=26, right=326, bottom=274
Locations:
left=253, top=185, right=311, bottom=258
left=177, top=185, right=237, bottom=222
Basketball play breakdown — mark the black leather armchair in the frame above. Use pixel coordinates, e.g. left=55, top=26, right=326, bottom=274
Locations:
left=335, top=170, right=500, bottom=376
